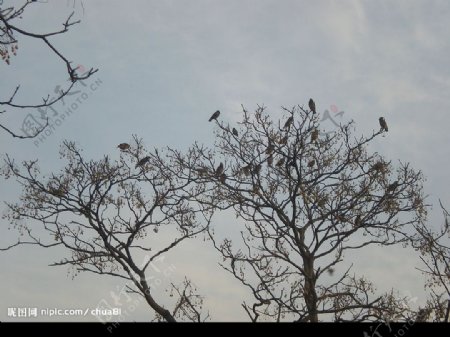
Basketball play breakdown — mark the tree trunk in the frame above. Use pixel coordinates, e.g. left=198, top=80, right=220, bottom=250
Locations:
left=303, top=254, right=318, bottom=322
left=140, top=278, right=176, bottom=322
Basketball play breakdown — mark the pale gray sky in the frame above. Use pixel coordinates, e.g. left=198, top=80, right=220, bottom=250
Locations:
left=1, top=0, right=449, bottom=322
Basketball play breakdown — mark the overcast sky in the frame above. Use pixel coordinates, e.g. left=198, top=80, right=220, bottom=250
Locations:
left=1, top=0, right=450, bottom=322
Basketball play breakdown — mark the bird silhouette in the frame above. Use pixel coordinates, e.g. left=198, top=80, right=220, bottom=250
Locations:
left=220, top=172, right=227, bottom=184
left=241, top=164, right=252, bottom=176
left=354, top=214, right=361, bottom=228
left=117, top=143, right=130, bottom=151
left=215, top=162, right=224, bottom=176
left=232, top=128, right=238, bottom=137
left=209, top=110, right=220, bottom=122
left=266, top=143, right=275, bottom=155
left=311, top=129, right=319, bottom=142
left=136, top=156, right=151, bottom=168
left=253, top=164, right=262, bottom=175
left=387, top=181, right=399, bottom=192
left=276, top=158, right=285, bottom=167
left=309, top=98, right=316, bottom=114
left=379, top=117, right=388, bottom=132
left=279, top=135, right=288, bottom=145
left=284, top=116, right=293, bottom=129
left=267, top=155, right=273, bottom=166
left=307, top=159, right=315, bottom=168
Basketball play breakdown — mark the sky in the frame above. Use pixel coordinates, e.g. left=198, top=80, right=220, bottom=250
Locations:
left=1, top=0, right=450, bottom=322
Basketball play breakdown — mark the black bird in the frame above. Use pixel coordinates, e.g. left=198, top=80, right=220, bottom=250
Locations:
left=136, top=156, right=151, bottom=168
left=387, top=181, right=399, bottom=192
left=117, top=143, right=130, bottom=151
left=309, top=98, right=316, bottom=114
left=215, top=162, right=224, bottom=176
left=219, top=173, right=227, bottom=184
left=379, top=117, right=388, bottom=132
left=284, top=116, right=293, bottom=129
left=253, top=164, right=262, bottom=175
left=307, top=159, right=315, bottom=168
left=354, top=214, right=361, bottom=228
left=241, top=164, right=252, bottom=176
left=267, top=155, right=273, bottom=166
left=276, top=158, right=285, bottom=167
left=232, top=128, right=239, bottom=137
left=278, top=135, right=288, bottom=145
left=209, top=110, right=220, bottom=122
left=265, top=143, right=275, bottom=155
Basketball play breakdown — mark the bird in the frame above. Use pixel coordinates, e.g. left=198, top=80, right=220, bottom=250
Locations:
left=219, top=173, right=227, bottom=184
left=387, top=181, right=399, bottom=192
left=241, top=164, right=252, bottom=176
left=215, top=162, right=224, bottom=176
left=136, top=156, right=151, bottom=168
left=311, top=129, right=319, bottom=142
left=117, top=143, right=130, bottom=151
left=253, top=164, right=262, bottom=175
left=354, top=214, right=361, bottom=228
left=279, top=135, right=288, bottom=145
left=309, top=98, right=316, bottom=114
left=379, top=117, right=388, bottom=132
left=307, top=159, right=315, bottom=168
left=276, top=158, right=285, bottom=167
left=267, top=155, right=273, bottom=166
left=265, top=143, right=275, bottom=155
left=284, top=116, right=293, bottom=129
left=232, top=128, right=238, bottom=137
left=209, top=110, right=220, bottom=122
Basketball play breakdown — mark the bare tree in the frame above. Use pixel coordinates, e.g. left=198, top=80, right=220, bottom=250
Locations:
left=1, top=137, right=210, bottom=322
left=180, top=103, right=427, bottom=322
left=409, top=201, right=450, bottom=322
left=0, top=0, right=97, bottom=138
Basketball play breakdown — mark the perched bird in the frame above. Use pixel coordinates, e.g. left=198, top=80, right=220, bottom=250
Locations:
left=266, top=143, right=275, bottom=155
left=219, top=172, right=227, bottom=184
left=232, top=128, right=239, bottom=137
left=117, top=143, right=130, bottom=151
left=307, top=159, right=315, bottom=168
left=253, top=164, right=262, bottom=175
left=379, top=117, right=388, bottom=132
left=354, top=214, right=361, bottom=228
left=387, top=181, right=399, bottom=192
left=267, top=155, right=273, bottom=166
left=284, top=116, right=294, bottom=129
left=215, top=162, right=224, bottom=176
left=309, top=98, right=316, bottom=114
left=311, top=129, right=319, bottom=142
left=209, top=110, right=220, bottom=122
left=136, top=156, right=151, bottom=168
left=327, top=268, right=335, bottom=276
left=279, top=135, right=288, bottom=145
left=276, top=158, right=285, bottom=167
left=241, top=164, right=252, bottom=176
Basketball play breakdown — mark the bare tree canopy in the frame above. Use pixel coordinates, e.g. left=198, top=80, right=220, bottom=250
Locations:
left=1, top=137, right=211, bottom=322
left=2, top=100, right=448, bottom=323
left=0, top=0, right=97, bottom=138
left=176, top=104, right=427, bottom=322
